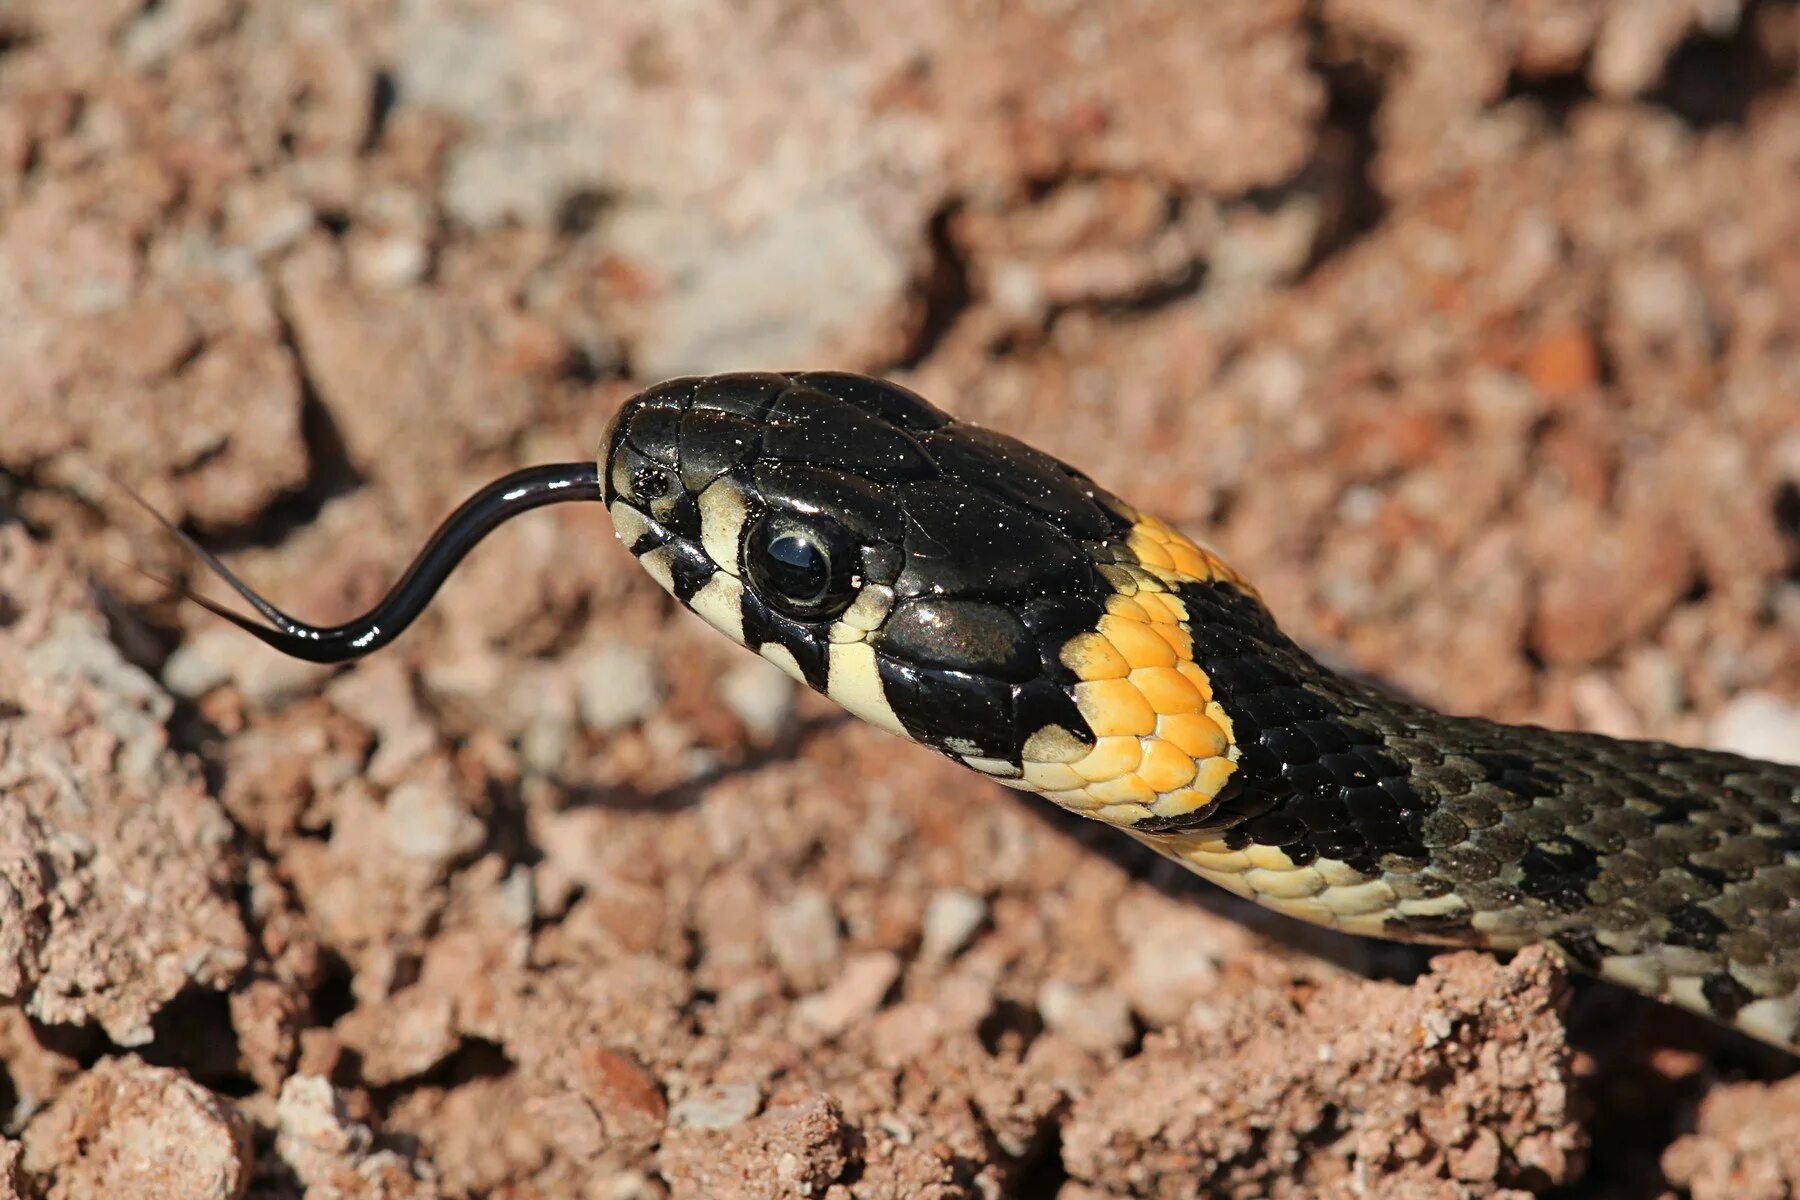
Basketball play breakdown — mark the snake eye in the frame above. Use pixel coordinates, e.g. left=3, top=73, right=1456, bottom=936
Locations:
left=746, top=514, right=859, bottom=621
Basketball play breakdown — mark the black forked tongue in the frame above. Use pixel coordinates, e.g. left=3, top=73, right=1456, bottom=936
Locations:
left=124, top=463, right=604, bottom=664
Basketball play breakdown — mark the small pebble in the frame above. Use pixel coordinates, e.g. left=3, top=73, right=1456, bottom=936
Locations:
left=1038, top=981, right=1135, bottom=1054
left=350, top=234, right=430, bottom=289
left=919, top=889, right=987, bottom=962
left=1126, top=918, right=1222, bottom=1028
left=516, top=674, right=577, bottom=774
left=597, top=1172, right=663, bottom=1200
left=791, top=952, right=901, bottom=1044
left=1612, top=255, right=1710, bottom=344
left=1708, top=693, right=1800, bottom=766
left=274, top=1074, right=432, bottom=1192
left=1569, top=674, right=1642, bottom=741
left=1621, top=647, right=1685, bottom=723
left=576, top=642, right=665, bottom=733
left=336, top=991, right=458, bottom=1086
left=766, top=889, right=842, bottom=988
left=0, top=1141, right=24, bottom=1197
left=381, top=779, right=485, bottom=870
left=160, top=639, right=233, bottom=698
left=164, top=626, right=331, bottom=707
left=847, top=811, right=909, bottom=879
left=326, top=661, right=437, bottom=785
left=669, top=1081, right=763, bottom=1131
left=717, top=658, right=796, bottom=740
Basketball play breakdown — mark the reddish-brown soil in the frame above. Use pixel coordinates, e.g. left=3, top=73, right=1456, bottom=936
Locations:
left=1, top=2, right=1796, bottom=1197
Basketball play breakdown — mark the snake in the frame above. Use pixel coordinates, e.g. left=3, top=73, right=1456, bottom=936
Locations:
left=143, top=371, right=1800, bottom=1053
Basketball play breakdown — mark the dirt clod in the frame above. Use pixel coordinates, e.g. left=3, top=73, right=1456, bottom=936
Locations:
left=1662, top=1075, right=1800, bottom=1200
left=0, top=1142, right=31, bottom=1200
left=0, top=530, right=248, bottom=1046
left=274, top=1075, right=440, bottom=1200
left=661, top=1093, right=850, bottom=1200
left=1062, top=948, right=1583, bottom=1199
left=21, top=1057, right=250, bottom=1200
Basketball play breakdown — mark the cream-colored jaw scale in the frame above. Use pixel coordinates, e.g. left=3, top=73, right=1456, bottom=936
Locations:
left=616, top=485, right=805, bottom=684
left=760, top=642, right=807, bottom=685
left=825, top=639, right=906, bottom=736
left=688, top=572, right=746, bottom=644
left=610, top=501, right=652, bottom=548
left=697, top=479, right=751, bottom=577
left=620, top=475, right=910, bottom=736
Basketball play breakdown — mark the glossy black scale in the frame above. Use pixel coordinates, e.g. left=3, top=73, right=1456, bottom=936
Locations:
left=919, top=423, right=1122, bottom=541
left=752, top=463, right=903, bottom=543
left=788, top=371, right=949, bottom=432
left=1168, top=578, right=1437, bottom=877
left=1010, top=678, right=1090, bottom=753
left=689, top=372, right=789, bottom=420
left=765, top=388, right=938, bottom=481
left=875, top=656, right=1015, bottom=758
left=880, top=597, right=1038, bottom=682
left=678, top=407, right=760, bottom=492
left=892, top=481, right=1094, bottom=600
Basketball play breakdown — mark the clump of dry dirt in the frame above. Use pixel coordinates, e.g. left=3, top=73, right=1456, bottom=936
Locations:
left=0, top=1, right=1796, bottom=1198
left=1662, top=1073, right=1800, bottom=1200
left=0, top=529, right=248, bottom=1046
left=1062, top=948, right=1581, bottom=1200
left=21, top=1056, right=252, bottom=1200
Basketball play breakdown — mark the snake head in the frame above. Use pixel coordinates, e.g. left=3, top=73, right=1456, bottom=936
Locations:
left=603, top=372, right=1248, bottom=828
left=602, top=372, right=1136, bottom=766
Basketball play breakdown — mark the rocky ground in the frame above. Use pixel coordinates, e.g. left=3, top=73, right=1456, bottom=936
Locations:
left=0, top=1, right=1797, bottom=1197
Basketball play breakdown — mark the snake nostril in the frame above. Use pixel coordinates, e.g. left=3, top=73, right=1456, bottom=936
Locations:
left=631, top=463, right=674, bottom=501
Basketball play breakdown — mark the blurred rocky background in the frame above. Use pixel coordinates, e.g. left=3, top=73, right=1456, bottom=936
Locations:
left=0, top=1, right=1796, bottom=1197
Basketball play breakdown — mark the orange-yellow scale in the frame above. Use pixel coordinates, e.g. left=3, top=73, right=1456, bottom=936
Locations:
left=984, top=509, right=1447, bottom=936
left=993, top=508, right=1249, bottom=825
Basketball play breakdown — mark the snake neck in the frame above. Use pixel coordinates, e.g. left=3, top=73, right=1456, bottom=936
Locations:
left=978, top=507, right=1800, bottom=1052
left=1085, top=568, right=1800, bottom=1053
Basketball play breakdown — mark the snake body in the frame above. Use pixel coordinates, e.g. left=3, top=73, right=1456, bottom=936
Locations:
left=601, top=372, right=1800, bottom=1051
left=154, top=369, right=1800, bottom=1051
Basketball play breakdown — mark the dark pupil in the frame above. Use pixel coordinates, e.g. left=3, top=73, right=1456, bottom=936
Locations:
left=766, top=532, right=829, bottom=601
